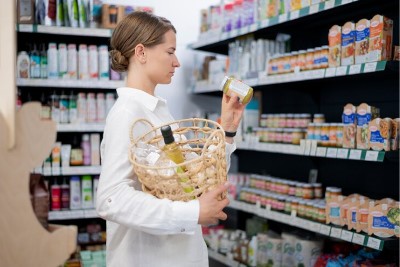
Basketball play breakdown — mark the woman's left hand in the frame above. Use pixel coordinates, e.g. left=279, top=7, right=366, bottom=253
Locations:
left=220, top=93, right=246, bottom=134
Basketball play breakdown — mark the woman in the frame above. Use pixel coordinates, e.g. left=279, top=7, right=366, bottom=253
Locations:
left=96, top=11, right=246, bottom=267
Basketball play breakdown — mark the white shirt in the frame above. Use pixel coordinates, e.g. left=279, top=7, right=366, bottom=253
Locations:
left=96, top=87, right=236, bottom=267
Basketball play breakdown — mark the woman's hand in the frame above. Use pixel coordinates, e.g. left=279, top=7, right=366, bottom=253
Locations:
left=220, top=93, right=246, bottom=143
left=198, top=183, right=230, bottom=226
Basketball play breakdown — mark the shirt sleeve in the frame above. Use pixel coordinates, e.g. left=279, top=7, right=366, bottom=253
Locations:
left=225, top=141, right=236, bottom=171
left=96, top=107, right=199, bottom=235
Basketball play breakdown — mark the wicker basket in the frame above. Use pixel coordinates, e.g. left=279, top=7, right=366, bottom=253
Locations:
left=128, top=118, right=227, bottom=202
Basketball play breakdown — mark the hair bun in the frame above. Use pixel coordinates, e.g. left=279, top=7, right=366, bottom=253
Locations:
left=110, top=49, right=129, bottom=72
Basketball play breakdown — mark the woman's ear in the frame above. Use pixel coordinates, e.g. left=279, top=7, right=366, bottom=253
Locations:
left=134, top=44, right=146, bottom=63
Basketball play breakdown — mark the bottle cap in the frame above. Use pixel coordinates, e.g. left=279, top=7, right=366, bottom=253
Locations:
left=161, top=125, right=175, bottom=144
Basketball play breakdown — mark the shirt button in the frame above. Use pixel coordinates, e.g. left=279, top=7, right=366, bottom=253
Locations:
left=108, top=198, right=112, bottom=203
left=180, top=228, right=185, bottom=233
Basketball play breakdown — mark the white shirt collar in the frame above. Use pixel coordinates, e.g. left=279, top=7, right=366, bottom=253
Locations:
left=116, top=87, right=167, bottom=112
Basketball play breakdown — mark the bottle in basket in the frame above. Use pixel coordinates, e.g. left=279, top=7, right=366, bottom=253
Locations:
left=160, top=125, right=193, bottom=193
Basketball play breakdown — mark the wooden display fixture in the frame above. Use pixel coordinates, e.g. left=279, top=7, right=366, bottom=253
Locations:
left=0, top=104, right=77, bottom=265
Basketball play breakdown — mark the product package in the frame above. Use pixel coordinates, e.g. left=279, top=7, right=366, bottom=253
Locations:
left=355, top=19, right=370, bottom=64
left=368, top=202, right=400, bottom=238
left=356, top=103, right=379, bottom=150
left=368, top=118, right=392, bottom=151
left=341, top=21, right=356, bottom=66
left=328, top=25, right=342, bottom=67
left=342, top=103, right=357, bottom=149
left=368, top=15, right=393, bottom=62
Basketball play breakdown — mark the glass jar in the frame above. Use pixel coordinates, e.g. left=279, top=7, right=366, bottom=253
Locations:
left=307, top=123, right=315, bottom=140
left=290, top=51, right=298, bottom=72
left=313, top=47, right=322, bottom=69
left=298, top=199, right=306, bottom=217
left=314, top=123, right=322, bottom=145
left=278, top=114, right=286, bottom=128
left=293, top=114, right=301, bottom=128
left=282, top=129, right=291, bottom=143
left=329, top=123, right=338, bottom=147
left=284, top=197, right=292, bottom=213
left=297, top=50, right=307, bottom=71
left=295, top=183, right=303, bottom=198
left=336, top=123, right=344, bottom=147
left=325, top=187, right=342, bottom=201
left=313, top=183, right=323, bottom=199
left=288, top=181, right=297, bottom=196
left=321, top=123, right=330, bottom=147
left=317, top=203, right=326, bottom=223
left=260, top=114, right=268, bottom=127
left=219, top=76, right=253, bottom=105
left=303, top=184, right=314, bottom=199
left=286, top=114, right=294, bottom=128
left=292, top=129, right=303, bottom=145
left=291, top=198, right=299, bottom=213
left=320, top=45, right=329, bottom=69
left=305, top=48, right=315, bottom=70
left=313, top=113, right=325, bottom=123
left=300, top=113, right=312, bottom=128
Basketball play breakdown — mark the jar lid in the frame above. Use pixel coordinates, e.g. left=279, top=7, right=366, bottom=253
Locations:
left=326, top=187, right=342, bottom=193
left=312, top=183, right=322, bottom=187
left=303, top=184, right=312, bottom=188
left=261, top=114, right=268, bottom=118
left=314, top=113, right=325, bottom=118
left=219, top=76, right=229, bottom=91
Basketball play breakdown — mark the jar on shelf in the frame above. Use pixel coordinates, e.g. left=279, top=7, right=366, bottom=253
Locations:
left=314, top=123, right=322, bottom=145
left=288, top=181, right=297, bottom=196
left=320, top=123, right=330, bottom=147
left=313, top=113, right=325, bottom=123
left=303, top=184, right=314, bottom=199
left=293, top=114, right=301, bottom=128
left=297, top=50, right=306, bottom=71
left=307, top=123, right=315, bottom=140
left=290, top=51, right=298, bottom=72
left=260, top=114, right=268, bottom=127
left=278, top=114, right=286, bottom=128
left=312, top=183, right=323, bottom=199
left=305, top=48, right=315, bottom=70
left=291, top=198, right=299, bottom=214
left=282, top=129, right=291, bottom=143
left=317, top=203, right=326, bottom=223
left=300, top=113, right=312, bottom=128
left=313, top=47, right=322, bottom=69
left=329, top=123, right=338, bottom=147
left=275, top=128, right=283, bottom=143
left=298, top=199, right=306, bottom=217
left=295, top=183, right=303, bottom=198
left=320, top=45, right=329, bottom=69
left=336, top=123, right=344, bottom=148
left=292, top=129, right=303, bottom=145
left=325, top=187, right=342, bottom=201
left=286, top=113, right=294, bottom=128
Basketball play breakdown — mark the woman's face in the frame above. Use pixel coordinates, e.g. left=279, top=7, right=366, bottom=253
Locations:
left=145, top=30, right=180, bottom=85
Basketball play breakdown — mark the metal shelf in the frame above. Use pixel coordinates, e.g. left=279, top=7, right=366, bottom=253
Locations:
left=16, top=24, right=112, bottom=37
left=17, top=78, right=124, bottom=89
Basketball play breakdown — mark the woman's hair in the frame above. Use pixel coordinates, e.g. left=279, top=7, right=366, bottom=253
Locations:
left=109, top=11, right=176, bottom=72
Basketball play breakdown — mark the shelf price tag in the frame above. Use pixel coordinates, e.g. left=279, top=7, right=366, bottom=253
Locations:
left=366, top=237, right=382, bottom=250
left=352, top=233, right=366, bottom=245
left=324, top=0, right=335, bottom=9
left=319, top=224, right=331, bottom=236
left=337, top=148, right=349, bottom=159
left=309, top=4, right=320, bottom=14
left=326, top=148, right=338, bottom=158
left=341, top=0, right=352, bottom=4
left=279, top=14, right=288, bottom=23
left=290, top=10, right=300, bottom=20
left=325, top=67, right=336, bottom=77
left=363, top=62, right=377, bottom=73
left=249, top=23, right=258, bottom=32
left=349, top=149, right=362, bottom=160
left=336, top=66, right=348, bottom=76
left=316, top=147, right=327, bottom=157
left=341, top=230, right=353, bottom=242
left=330, top=227, right=342, bottom=238
left=349, top=64, right=362, bottom=75
left=365, top=151, right=379, bottom=161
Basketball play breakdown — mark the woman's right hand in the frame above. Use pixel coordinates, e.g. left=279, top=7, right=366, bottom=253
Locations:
left=198, top=183, right=230, bottom=226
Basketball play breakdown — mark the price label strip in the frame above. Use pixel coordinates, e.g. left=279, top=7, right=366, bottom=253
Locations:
left=326, top=148, right=338, bottom=158
left=366, top=237, right=382, bottom=250
left=363, top=62, right=377, bottom=73
left=330, top=227, right=342, bottom=239
left=349, top=64, right=362, bottom=75
left=352, top=233, right=366, bottom=246
left=337, top=148, right=349, bottom=159
left=364, top=151, right=379, bottom=161
left=341, top=230, right=353, bottom=242
left=349, top=149, right=362, bottom=160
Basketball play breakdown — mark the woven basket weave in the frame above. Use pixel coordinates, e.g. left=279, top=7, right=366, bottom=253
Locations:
left=128, top=118, right=227, bottom=202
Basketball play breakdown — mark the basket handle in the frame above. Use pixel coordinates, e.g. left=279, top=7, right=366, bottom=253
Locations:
left=129, top=118, right=155, bottom=145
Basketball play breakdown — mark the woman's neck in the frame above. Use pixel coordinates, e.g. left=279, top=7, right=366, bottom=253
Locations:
left=126, top=66, right=156, bottom=95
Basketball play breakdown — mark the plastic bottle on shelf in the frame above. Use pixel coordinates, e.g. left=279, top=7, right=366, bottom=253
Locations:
left=96, top=93, right=106, bottom=123
left=88, top=45, right=99, bottom=79
left=30, top=43, right=41, bottom=79
left=98, top=45, right=110, bottom=80
left=40, top=43, right=48, bottom=79
left=51, top=178, right=61, bottom=211
left=17, top=51, right=30, bottom=79
left=50, top=91, right=60, bottom=123
left=78, top=44, right=89, bottom=80
left=58, top=43, right=68, bottom=79
left=68, top=92, right=78, bottom=124
left=93, top=175, right=99, bottom=207
left=77, top=92, right=87, bottom=123
left=86, top=92, right=97, bottom=123
left=47, top=42, right=58, bottom=79
left=59, top=91, right=69, bottom=124
left=61, top=177, right=70, bottom=210
left=81, top=134, right=91, bottom=166
left=67, top=44, right=78, bottom=79
left=40, top=92, right=51, bottom=120
left=81, top=175, right=94, bottom=209
left=70, top=176, right=81, bottom=210
left=70, top=135, right=83, bottom=166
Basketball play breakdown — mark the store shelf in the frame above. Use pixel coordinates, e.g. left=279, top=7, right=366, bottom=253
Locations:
left=39, top=166, right=102, bottom=176
left=191, top=61, right=388, bottom=93
left=16, top=78, right=125, bottom=89
left=57, top=123, right=105, bottom=132
left=190, top=0, right=356, bottom=50
left=48, top=209, right=98, bottom=220
left=16, top=24, right=113, bottom=37
left=207, top=249, right=247, bottom=267
left=229, top=199, right=396, bottom=251
left=236, top=141, right=388, bottom=162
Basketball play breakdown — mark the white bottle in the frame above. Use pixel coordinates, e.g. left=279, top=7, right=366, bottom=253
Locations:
left=248, top=235, right=257, bottom=267
left=93, top=176, right=99, bottom=207
left=47, top=43, right=59, bottom=79
left=58, top=43, right=68, bottom=78
left=67, top=44, right=78, bottom=79
left=88, top=45, right=99, bottom=79
left=77, top=92, right=87, bottom=123
left=69, top=176, right=81, bottom=210
left=78, top=44, right=89, bottom=80
left=98, top=45, right=109, bottom=80
left=86, top=92, right=97, bottom=122
left=81, top=175, right=93, bottom=209
left=96, top=93, right=106, bottom=123
left=17, top=51, right=30, bottom=78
